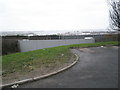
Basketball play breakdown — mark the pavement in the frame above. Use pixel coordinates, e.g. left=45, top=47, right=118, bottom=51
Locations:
left=7, top=46, right=119, bottom=88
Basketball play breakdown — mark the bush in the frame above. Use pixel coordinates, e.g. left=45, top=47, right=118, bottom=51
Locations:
left=2, top=39, right=20, bottom=55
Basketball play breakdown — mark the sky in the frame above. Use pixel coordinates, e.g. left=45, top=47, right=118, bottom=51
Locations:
left=0, top=0, right=109, bottom=32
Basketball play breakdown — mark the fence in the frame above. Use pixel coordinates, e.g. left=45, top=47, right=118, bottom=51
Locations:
left=95, top=34, right=118, bottom=42
left=2, top=34, right=119, bottom=55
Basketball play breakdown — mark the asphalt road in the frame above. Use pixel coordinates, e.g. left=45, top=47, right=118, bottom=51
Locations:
left=17, top=46, right=118, bottom=88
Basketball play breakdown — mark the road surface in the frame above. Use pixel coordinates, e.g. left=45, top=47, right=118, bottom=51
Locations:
left=14, top=46, right=119, bottom=88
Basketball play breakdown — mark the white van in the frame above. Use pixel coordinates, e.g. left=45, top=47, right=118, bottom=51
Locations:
left=84, top=37, right=93, bottom=40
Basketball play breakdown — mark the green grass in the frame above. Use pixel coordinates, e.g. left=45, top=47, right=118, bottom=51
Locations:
left=68, top=41, right=120, bottom=48
left=2, top=41, right=119, bottom=76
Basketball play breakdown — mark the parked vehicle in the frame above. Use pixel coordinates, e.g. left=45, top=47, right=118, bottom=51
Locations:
left=84, top=37, right=94, bottom=40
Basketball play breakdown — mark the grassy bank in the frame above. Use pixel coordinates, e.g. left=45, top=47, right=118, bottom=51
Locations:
left=2, top=41, right=119, bottom=77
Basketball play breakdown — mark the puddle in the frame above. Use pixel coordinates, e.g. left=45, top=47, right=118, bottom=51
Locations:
left=80, top=75, right=93, bottom=79
left=111, top=46, right=119, bottom=50
left=79, top=48, right=95, bottom=53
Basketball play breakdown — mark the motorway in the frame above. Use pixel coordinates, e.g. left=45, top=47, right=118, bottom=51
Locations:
left=15, top=46, right=119, bottom=88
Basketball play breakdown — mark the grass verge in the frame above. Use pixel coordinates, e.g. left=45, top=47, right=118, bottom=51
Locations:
left=2, top=41, right=119, bottom=80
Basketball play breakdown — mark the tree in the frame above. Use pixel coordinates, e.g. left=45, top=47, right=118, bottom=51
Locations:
left=108, top=0, right=120, bottom=31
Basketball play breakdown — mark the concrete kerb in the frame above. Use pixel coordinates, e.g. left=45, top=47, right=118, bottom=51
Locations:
left=1, top=54, right=79, bottom=88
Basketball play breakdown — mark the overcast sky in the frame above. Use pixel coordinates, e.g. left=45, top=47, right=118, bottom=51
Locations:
left=0, top=0, right=109, bottom=32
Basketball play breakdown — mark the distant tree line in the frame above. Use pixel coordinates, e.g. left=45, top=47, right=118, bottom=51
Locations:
left=2, top=35, right=60, bottom=40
